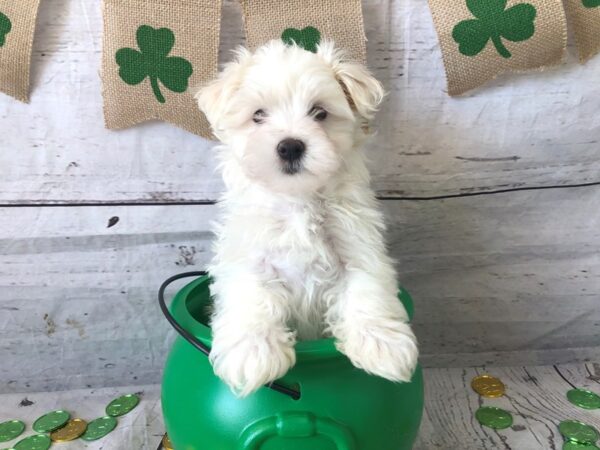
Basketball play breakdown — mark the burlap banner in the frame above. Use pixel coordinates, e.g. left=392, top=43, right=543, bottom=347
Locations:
left=565, top=0, right=600, bottom=62
left=240, top=0, right=367, bottom=63
left=0, top=0, right=42, bottom=102
left=101, top=0, right=221, bottom=138
left=429, top=0, right=568, bottom=96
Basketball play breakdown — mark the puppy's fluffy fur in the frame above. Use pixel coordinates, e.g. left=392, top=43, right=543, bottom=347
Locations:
left=196, top=40, right=418, bottom=397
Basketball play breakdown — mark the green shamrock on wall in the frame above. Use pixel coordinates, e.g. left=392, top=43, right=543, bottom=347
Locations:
left=282, top=26, right=321, bottom=53
left=0, top=12, right=12, bottom=47
left=582, top=0, right=600, bottom=7
left=116, top=25, right=193, bottom=104
left=452, top=0, right=537, bottom=59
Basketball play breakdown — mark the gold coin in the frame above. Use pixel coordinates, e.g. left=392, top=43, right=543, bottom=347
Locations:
left=471, top=374, right=506, bottom=398
left=50, top=418, right=88, bottom=442
left=162, top=433, right=174, bottom=450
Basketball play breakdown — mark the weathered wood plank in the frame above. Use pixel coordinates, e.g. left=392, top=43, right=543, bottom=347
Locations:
left=1, top=185, right=599, bottom=392
left=0, top=0, right=599, bottom=203
left=0, top=205, right=215, bottom=393
left=416, top=364, right=600, bottom=450
left=558, top=363, right=600, bottom=390
left=390, top=185, right=600, bottom=367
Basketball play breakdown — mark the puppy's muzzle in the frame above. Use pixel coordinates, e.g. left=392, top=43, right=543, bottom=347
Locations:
left=277, top=138, right=305, bottom=175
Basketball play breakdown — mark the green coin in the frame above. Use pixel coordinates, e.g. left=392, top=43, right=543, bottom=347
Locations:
left=0, top=420, right=25, bottom=442
left=106, top=394, right=140, bottom=417
left=32, top=410, right=70, bottom=433
left=13, top=435, right=51, bottom=450
left=567, top=389, right=600, bottom=410
left=475, top=406, right=513, bottom=429
left=80, top=416, right=118, bottom=441
left=559, top=420, right=600, bottom=444
left=564, top=441, right=600, bottom=450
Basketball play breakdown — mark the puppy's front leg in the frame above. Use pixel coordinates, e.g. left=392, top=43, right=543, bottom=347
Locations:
left=209, top=274, right=296, bottom=397
left=331, top=270, right=418, bottom=382
left=327, top=199, right=418, bottom=382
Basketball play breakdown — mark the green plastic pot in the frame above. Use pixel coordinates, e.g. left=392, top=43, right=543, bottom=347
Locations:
left=161, top=273, right=424, bottom=450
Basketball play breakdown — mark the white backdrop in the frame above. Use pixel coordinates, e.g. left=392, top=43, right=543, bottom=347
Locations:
left=1, top=0, right=599, bottom=394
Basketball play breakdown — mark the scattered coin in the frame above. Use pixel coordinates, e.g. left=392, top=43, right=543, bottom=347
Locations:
left=80, top=416, right=118, bottom=441
left=50, top=418, right=87, bottom=442
left=471, top=374, right=506, bottom=398
left=563, top=441, right=600, bottom=450
left=567, top=389, right=600, bottom=410
left=0, top=420, right=25, bottom=442
left=559, top=420, right=600, bottom=445
left=106, top=394, right=140, bottom=417
left=32, top=410, right=70, bottom=433
left=162, top=433, right=174, bottom=450
left=475, top=406, right=513, bottom=429
left=13, top=434, right=51, bottom=450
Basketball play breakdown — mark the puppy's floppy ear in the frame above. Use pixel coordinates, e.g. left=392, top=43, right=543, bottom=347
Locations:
left=335, top=61, right=385, bottom=120
left=317, top=41, right=385, bottom=120
left=195, top=47, right=251, bottom=132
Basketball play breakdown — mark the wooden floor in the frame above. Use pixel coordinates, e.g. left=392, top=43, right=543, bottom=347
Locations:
left=0, top=363, right=598, bottom=449
left=417, top=363, right=600, bottom=450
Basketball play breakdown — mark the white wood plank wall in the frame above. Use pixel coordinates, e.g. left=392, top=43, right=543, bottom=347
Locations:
left=0, top=0, right=598, bottom=393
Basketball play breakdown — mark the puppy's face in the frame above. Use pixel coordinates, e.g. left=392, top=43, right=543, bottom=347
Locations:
left=197, top=41, right=384, bottom=195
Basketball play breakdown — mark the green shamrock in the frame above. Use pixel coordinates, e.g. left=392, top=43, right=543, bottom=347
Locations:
left=0, top=12, right=12, bottom=47
left=281, top=26, right=321, bottom=53
left=582, top=0, right=600, bottom=7
left=116, top=25, right=193, bottom=104
left=452, top=0, right=537, bottom=59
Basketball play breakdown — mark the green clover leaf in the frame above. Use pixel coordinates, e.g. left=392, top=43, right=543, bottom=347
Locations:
left=0, top=11, right=12, bottom=47
left=115, top=25, right=193, bottom=104
left=452, top=0, right=537, bottom=59
left=582, top=0, right=600, bottom=8
left=282, top=26, right=321, bottom=53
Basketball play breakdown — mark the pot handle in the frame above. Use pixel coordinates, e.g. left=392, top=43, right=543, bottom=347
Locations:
left=238, top=412, right=356, bottom=450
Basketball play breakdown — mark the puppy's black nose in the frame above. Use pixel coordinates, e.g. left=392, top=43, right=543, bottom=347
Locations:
left=277, top=138, right=305, bottom=162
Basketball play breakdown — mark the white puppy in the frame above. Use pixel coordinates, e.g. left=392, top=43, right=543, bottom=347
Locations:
left=196, top=40, right=418, bottom=397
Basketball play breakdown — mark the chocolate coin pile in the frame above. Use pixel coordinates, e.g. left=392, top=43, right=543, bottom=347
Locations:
left=49, top=419, right=87, bottom=443
left=471, top=374, right=506, bottom=398
left=563, top=441, right=600, bottom=450
left=0, top=420, right=25, bottom=442
left=567, top=389, right=600, bottom=410
left=559, top=385, right=600, bottom=448
left=471, top=373, right=514, bottom=431
left=14, top=434, right=52, bottom=450
left=32, top=412, right=70, bottom=434
left=559, top=420, right=600, bottom=446
left=162, top=433, right=174, bottom=450
left=106, top=394, right=140, bottom=417
left=80, top=416, right=118, bottom=441
left=475, top=406, right=513, bottom=429
left=1, top=393, right=140, bottom=449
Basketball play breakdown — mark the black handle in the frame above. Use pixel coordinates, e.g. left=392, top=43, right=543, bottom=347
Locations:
left=158, top=271, right=300, bottom=400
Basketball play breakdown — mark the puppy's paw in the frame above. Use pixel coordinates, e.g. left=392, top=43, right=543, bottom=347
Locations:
left=336, top=320, right=418, bottom=382
left=210, top=331, right=296, bottom=397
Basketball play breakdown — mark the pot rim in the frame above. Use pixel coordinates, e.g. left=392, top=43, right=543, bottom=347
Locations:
left=170, top=274, right=413, bottom=362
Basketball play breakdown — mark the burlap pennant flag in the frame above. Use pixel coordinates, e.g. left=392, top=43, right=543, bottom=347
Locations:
left=0, top=0, right=42, bottom=102
left=429, top=0, right=568, bottom=96
left=101, top=0, right=221, bottom=138
left=565, top=0, right=600, bottom=62
left=239, top=0, right=367, bottom=63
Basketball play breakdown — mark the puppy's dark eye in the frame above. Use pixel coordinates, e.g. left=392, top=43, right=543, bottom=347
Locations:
left=253, top=109, right=266, bottom=124
left=309, top=105, right=328, bottom=121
